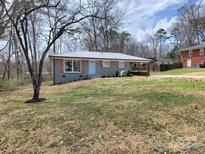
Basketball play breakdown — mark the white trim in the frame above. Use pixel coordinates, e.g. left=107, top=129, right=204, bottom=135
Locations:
left=187, top=59, right=192, bottom=68
left=64, top=59, right=81, bottom=73
left=63, top=58, right=83, bottom=61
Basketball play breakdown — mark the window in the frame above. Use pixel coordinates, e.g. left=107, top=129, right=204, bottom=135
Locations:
left=119, top=62, right=125, bottom=68
left=64, top=60, right=81, bottom=73
left=189, top=49, right=193, bottom=57
left=64, top=60, right=72, bottom=72
left=200, top=48, right=204, bottom=56
left=103, top=61, right=110, bottom=68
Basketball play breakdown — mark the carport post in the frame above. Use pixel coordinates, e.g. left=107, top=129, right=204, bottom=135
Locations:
left=53, top=57, right=56, bottom=85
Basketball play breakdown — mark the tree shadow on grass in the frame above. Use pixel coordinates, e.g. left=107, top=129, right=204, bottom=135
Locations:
left=25, top=98, right=47, bottom=104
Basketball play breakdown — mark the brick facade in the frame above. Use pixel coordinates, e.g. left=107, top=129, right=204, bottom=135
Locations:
left=180, top=48, right=205, bottom=67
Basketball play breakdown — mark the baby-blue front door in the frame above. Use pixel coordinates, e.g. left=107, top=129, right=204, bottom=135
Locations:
left=89, top=61, right=96, bottom=75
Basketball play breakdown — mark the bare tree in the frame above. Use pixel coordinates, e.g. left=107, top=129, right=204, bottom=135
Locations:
left=0, top=0, right=8, bottom=39
left=176, top=0, right=205, bottom=46
left=82, top=0, right=122, bottom=51
left=1, top=0, right=102, bottom=102
left=146, top=34, right=160, bottom=59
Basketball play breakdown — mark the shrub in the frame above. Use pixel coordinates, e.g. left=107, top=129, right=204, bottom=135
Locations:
left=0, top=78, right=31, bottom=91
left=0, top=77, right=51, bottom=92
left=115, top=70, right=119, bottom=77
left=126, top=70, right=134, bottom=77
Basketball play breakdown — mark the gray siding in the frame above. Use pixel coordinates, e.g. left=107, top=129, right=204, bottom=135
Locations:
left=94, top=61, right=129, bottom=78
left=54, top=59, right=86, bottom=84
left=53, top=59, right=129, bottom=84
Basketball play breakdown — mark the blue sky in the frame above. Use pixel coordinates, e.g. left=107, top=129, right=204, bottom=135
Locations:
left=118, top=0, right=187, bottom=42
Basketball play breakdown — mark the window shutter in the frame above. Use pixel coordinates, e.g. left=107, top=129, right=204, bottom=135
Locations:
left=81, top=60, right=84, bottom=73
left=125, top=62, right=129, bottom=69
left=60, top=59, right=64, bottom=73
left=100, top=61, right=103, bottom=68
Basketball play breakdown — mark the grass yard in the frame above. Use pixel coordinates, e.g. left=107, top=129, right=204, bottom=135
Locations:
left=159, top=68, right=205, bottom=76
left=1, top=77, right=205, bottom=153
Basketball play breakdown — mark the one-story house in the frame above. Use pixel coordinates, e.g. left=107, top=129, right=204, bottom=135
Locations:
left=179, top=44, right=205, bottom=68
left=49, top=51, right=151, bottom=84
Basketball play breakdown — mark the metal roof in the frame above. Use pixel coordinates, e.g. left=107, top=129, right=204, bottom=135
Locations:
left=179, top=44, right=205, bottom=52
left=49, top=51, right=151, bottom=62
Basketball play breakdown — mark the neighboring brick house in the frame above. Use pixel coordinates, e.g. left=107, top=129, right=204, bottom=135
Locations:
left=179, top=44, right=205, bottom=68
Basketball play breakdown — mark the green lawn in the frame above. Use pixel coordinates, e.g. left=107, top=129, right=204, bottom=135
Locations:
left=1, top=77, right=205, bottom=153
left=159, top=68, right=205, bottom=76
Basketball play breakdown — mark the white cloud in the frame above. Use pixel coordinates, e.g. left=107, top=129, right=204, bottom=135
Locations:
left=118, top=0, right=186, bottom=42
left=141, top=17, right=177, bottom=41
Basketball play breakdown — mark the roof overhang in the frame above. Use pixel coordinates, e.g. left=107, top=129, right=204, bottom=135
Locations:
left=179, top=44, right=205, bottom=52
left=49, top=55, right=151, bottom=63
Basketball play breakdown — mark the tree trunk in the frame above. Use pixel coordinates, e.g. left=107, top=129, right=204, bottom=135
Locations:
left=16, top=53, right=20, bottom=79
left=2, top=63, right=7, bottom=80
left=7, top=30, right=12, bottom=79
left=32, top=83, right=40, bottom=100
left=20, top=51, right=24, bottom=78
left=13, top=32, right=20, bottom=79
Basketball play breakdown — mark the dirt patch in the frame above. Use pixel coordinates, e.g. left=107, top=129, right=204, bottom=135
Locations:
left=71, top=123, right=152, bottom=154
left=150, top=75, right=205, bottom=80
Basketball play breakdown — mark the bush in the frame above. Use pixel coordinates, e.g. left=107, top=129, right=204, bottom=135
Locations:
left=126, top=70, right=134, bottom=77
left=0, top=77, right=52, bottom=92
left=115, top=70, right=119, bottom=77
left=0, top=78, right=32, bottom=92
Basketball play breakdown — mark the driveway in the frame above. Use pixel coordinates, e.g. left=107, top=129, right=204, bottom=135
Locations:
left=151, top=75, right=205, bottom=79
